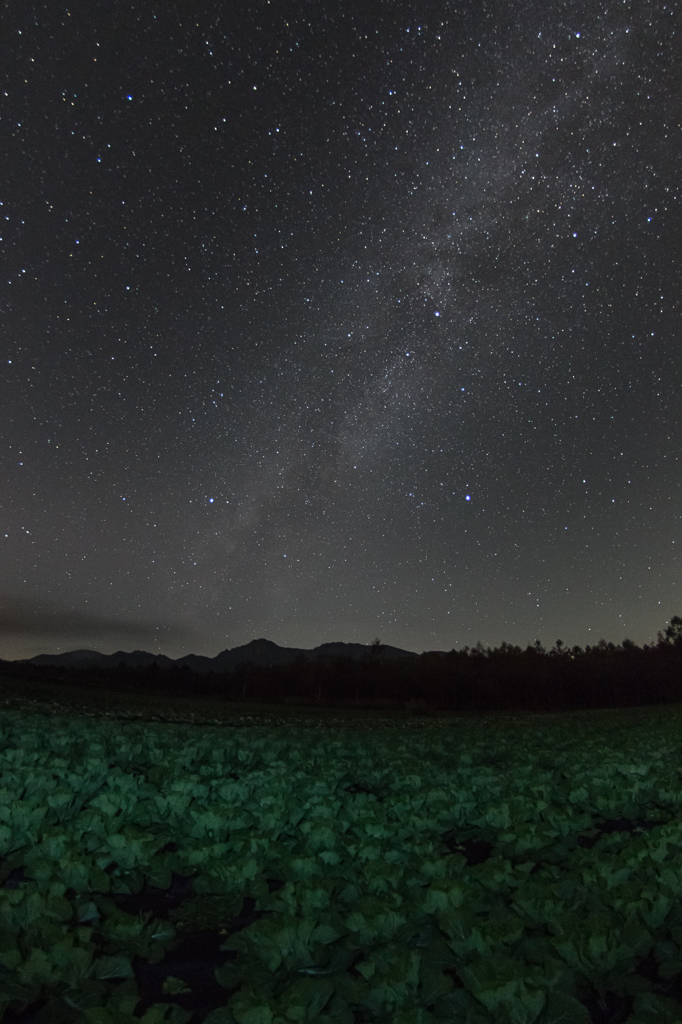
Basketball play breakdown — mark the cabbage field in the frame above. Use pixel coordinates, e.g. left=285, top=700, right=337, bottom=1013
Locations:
left=1, top=682, right=682, bottom=1024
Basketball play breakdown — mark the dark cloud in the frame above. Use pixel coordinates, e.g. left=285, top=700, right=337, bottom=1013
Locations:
left=0, top=596, right=196, bottom=648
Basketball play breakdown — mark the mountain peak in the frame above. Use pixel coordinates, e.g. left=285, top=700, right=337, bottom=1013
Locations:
left=22, top=638, right=418, bottom=673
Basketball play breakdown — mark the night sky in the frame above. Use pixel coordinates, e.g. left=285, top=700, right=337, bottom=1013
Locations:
left=2, top=0, right=680, bottom=662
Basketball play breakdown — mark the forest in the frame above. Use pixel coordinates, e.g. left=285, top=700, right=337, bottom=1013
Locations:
left=2, top=616, right=681, bottom=716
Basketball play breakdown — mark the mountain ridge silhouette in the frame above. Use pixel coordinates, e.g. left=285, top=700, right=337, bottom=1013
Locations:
left=18, top=638, right=418, bottom=673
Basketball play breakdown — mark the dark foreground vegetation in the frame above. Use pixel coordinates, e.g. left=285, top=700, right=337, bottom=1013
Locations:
left=3, top=617, right=681, bottom=716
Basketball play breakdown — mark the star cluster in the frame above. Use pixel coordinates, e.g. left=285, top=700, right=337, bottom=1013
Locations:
left=1, top=0, right=680, bottom=659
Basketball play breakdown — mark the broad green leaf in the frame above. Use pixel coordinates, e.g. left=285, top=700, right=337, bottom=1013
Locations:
left=94, top=954, right=134, bottom=979
left=46, top=894, right=74, bottom=921
left=311, top=922, right=344, bottom=945
left=77, top=900, right=101, bottom=924
left=162, top=976, right=192, bottom=995
left=419, top=965, right=454, bottom=1005
left=542, top=991, right=591, bottom=1024
left=0, top=933, right=21, bottom=971
left=625, top=991, right=682, bottom=1023
left=83, top=1010, right=116, bottom=1024
left=461, top=974, right=517, bottom=1013
left=139, top=1004, right=192, bottom=1024
left=216, top=961, right=243, bottom=989
left=89, top=865, right=112, bottom=892
left=103, top=977, right=141, bottom=1017
left=297, top=944, right=355, bottom=976
left=230, top=1001, right=273, bottom=1024
left=49, top=941, right=94, bottom=985
left=0, top=824, right=14, bottom=856
left=203, top=1010, right=238, bottom=1024
left=147, top=864, right=173, bottom=890
left=279, top=975, right=334, bottom=1021
left=356, top=960, right=375, bottom=980
left=420, top=879, right=466, bottom=914
left=393, top=1010, right=439, bottom=1024
left=18, top=946, right=57, bottom=988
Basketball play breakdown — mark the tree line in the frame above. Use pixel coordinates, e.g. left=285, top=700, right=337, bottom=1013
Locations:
left=2, top=616, right=681, bottom=715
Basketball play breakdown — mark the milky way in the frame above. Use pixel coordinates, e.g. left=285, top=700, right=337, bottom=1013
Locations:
left=1, top=0, right=679, bottom=659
